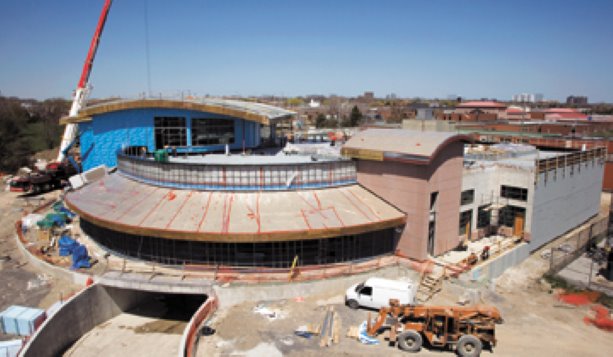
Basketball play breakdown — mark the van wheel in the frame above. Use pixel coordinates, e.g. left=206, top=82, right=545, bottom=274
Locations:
left=457, top=335, right=482, bottom=357
left=397, top=330, right=422, bottom=352
left=346, top=299, right=359, bottom=309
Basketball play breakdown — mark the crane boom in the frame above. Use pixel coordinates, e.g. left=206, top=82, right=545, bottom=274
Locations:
left=57, top=0, right=113, bottom=162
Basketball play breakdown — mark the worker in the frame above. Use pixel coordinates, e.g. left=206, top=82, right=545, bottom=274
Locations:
left=481, top=246, right=490, bottom=260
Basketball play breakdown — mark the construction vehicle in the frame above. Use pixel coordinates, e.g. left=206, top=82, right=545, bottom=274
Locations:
left=366, top=300, right=502, bottom=357
left=9, top=132, right=81, bottom=194
left=9, top=0, right=112, bottom=194
left=57, top=0, right=112, bottom=162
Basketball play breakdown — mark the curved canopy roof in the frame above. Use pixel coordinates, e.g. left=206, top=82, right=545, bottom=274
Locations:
left=65, top=173, right=405, bottom=243
left=341, top=128, right=471, bottom=164
left=60, top=98, right=296, bottom=125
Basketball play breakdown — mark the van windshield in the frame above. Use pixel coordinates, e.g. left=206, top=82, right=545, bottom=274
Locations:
left=355, top=283, right=364, bottom=292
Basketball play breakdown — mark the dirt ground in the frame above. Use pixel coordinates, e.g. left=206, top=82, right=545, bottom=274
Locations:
left=198, top=253, right=613, bottom=356
left=0, top=189, right=81, bottom=341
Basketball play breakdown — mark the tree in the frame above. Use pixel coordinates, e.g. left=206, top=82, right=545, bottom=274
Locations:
left=349, top=105, right=363, bottom=127
left=315, top=113, right=327, bottom=128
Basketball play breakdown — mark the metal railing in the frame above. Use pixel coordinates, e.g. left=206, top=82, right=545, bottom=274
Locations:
left=116, top=151, right=357, bottom=191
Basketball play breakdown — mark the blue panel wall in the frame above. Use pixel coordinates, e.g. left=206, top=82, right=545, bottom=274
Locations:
left=78, top=108, right=262, bottom=171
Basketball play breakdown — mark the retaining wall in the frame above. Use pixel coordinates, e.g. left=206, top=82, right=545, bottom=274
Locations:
left=20, top=285, right=152, bottom=357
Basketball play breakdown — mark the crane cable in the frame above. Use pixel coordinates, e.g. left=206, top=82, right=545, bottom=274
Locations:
left=144, top=0, right=152, bottom=97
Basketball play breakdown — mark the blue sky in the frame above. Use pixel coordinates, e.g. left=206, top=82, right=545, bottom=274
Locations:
left=1, top=0, right=613, bottom=102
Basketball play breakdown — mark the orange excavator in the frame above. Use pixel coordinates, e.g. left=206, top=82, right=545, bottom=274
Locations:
left=366, top=300, right=502, bottom=357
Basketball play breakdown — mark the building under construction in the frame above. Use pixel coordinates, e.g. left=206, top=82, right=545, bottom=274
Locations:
left=61, top=102, right=606, bottom=267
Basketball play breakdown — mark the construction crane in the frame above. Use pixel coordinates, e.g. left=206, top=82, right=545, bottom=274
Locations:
left=57, top=0, right=113, bottom=162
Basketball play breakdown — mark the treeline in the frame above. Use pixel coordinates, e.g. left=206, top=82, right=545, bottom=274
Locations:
left=0, top=96, right=68, bottom=173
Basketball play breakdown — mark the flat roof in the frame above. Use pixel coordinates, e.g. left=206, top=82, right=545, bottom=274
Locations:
left=65, top=173, right=406, bottom=243
left=465, top=144, right=565, bottom=169
left=60, top=98, right=296, bottom=126
left=341, top=128, right=470, bottom=164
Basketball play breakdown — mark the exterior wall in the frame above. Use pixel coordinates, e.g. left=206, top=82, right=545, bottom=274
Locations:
left=349, top=160, right=429, bottom=260
left=355, top=141, right=464, bottom=260
left=427, top=141, right=464, bottom=255
left=462, top=163, right=534, bottom=237
left=531, top=159, right=604, bottom=249
left=78, top=108, right=261, bottom=171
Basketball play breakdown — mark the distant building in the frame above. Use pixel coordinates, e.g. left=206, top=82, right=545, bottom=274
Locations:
left=363, top=91, right=374, bottom=100
left=440, top=101, right=506, bottom=122
left=512, top=93, right=543, bottom=103
left=567, top=95, right=588, bottom=105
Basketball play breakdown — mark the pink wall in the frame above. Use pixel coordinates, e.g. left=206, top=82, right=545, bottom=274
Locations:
left=356, top=141, right=464, bottom=260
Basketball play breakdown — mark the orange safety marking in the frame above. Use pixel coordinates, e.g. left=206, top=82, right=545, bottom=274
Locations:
left=197, top=192, right=214, bottom=232
left=166, top=191, right=193, bottom=229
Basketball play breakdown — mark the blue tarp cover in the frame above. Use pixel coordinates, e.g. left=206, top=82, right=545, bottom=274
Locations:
left=58, top=236, right=79, bottom=256
left=71, top=244, right=91, bottom=269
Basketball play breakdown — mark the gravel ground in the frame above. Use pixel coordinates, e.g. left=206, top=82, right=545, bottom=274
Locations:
left=197, top=250, right=613, bottom=357
left=0, top=189, right=81, bottom=341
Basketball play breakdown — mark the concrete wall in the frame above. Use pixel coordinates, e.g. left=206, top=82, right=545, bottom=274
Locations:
left=355, top=141, right=464, bottom=260
left=461, top=243, right=530, bottom=281
left=79, top=108, right=261, bottom=171
left=213, top=263, right=419, bottom=307
left=21, top=285, right=152, bottom=357
left=462, top=163, right=534, bottom=236
left=531, top=159, right=604, bottom=249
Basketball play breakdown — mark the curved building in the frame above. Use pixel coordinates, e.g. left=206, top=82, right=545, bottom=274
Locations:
left=63, top=98, right=407, bottom=267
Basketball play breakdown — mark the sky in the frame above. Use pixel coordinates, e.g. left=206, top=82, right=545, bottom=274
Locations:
left=1, top=0, right=613, bottom=102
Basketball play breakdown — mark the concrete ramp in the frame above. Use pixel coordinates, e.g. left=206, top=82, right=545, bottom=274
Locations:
left=21, top=285, right=206, bottom=357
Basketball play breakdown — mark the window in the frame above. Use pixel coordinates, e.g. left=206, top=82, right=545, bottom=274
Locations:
left=430, top=191, right=439, bottom=211
left=191, top=118, right=235, bottom=146
left=477, top=205, right=491, bottom=228
left=500, top=185, right=528, bottom=201
left=460, top=189, right=474, bottom=205
left=359, top=286, right=372, bottom=296
left=459, top=210, right=472, bottom=235
left=499, top=205, right=525, bottom=227
left=154, top=117, right=187, bottom=150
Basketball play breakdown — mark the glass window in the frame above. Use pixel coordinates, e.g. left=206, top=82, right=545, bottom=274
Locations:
left=500, top=185, right=528, bottom=201
left=460, top=189, right=474, bottom=205
left=477, top=205, right=491, bottom=228
left=459, top=210, right=472, bottom=235
left=154, top=116, right=187, bottom=150
left=192, top=118, right=235, bottom=146
left=499, top=205, right=526, bottom=227
left=360, top=286, right=373, bottom=296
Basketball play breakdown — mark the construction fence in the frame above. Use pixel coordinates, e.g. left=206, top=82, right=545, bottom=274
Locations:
left=547, top=215, right=609, bottom=275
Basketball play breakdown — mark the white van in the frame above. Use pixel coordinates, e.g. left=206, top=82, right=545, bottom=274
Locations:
left=345, top=277, right=416, bottom=309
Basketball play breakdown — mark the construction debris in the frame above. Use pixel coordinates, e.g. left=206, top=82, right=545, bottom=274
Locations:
left=584, top=304, right=613, bottom=332
left=252, top=304, right=283, bottom=321
left=357, top=321, right=379, bottom=345
left=557, top=291, right=601, bottom=306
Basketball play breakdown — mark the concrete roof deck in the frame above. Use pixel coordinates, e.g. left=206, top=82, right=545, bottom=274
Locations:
left=60, top=98, right=296, bottom=126
left=65, top=174, right=406, bottom=243
left=465, top=144, right=565, bottom=169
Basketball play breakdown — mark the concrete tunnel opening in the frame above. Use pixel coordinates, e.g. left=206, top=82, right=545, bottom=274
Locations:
left=22, top=285, right=208, bottom=357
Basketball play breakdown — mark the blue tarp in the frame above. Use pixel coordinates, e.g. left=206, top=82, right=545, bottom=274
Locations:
left=71, top=244, right=90, bottom=270
left=58, top=236, right=79, bottom=257
left=52, top=202, right=76, bottom=219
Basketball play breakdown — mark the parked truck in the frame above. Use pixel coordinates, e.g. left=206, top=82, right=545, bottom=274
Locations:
left=366, top=300, right=502, bottom=357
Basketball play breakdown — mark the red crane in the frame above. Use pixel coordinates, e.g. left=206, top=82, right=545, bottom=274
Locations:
left=57, top=0, right=113, bottom=162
